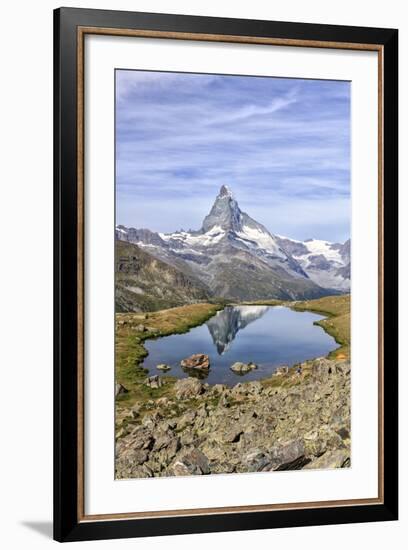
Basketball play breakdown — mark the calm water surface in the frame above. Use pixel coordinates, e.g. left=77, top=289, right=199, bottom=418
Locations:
left=143, top=305, right=338, bottom=385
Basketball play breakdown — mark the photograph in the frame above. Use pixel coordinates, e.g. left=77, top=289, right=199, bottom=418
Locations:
left=51, top=5, right=398, bottom=542
left=114, top=69, right=351, bottom=479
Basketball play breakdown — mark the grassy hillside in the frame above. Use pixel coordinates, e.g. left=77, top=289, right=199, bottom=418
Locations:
left=115, top=303, right=223, bottom=406
left=210, top=254, right=332, bottom=302
left=116, top=240, right=208, bottom=312
left=288, top=294, right=350, bottom=359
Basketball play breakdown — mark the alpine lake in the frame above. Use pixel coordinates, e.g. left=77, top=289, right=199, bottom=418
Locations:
left=142, top=305, right=338, bottom=386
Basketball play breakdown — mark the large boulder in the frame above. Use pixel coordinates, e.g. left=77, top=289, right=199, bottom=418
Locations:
left=180, top=353, right=210, bottom=370
left=304, top=449, right=350, bottom=470
left=174, top=377, right=204, bottom=399
left=230, top=362, right=257, bottom=374
left=269, top=440, right=308, bottom=471
left=243, top=449, right=273, bottom=472
left=171, top=448, right=210, bottom=476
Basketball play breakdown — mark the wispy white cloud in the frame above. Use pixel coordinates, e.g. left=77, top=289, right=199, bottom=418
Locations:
left=115, top=70, right=350, bottom=241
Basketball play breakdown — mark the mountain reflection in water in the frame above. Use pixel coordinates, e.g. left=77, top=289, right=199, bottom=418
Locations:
left=142, top=305, right=338, bottom=385
left=206, top=305, right=268, bottom=354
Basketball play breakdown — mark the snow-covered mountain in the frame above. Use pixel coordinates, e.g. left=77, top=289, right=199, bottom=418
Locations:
left=116, top=185, right=349, bottom=300
left=276, top=236, right=350, bottom=291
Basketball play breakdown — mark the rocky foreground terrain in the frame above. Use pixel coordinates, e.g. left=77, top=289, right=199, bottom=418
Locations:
left=115, top=355, right=350, bottom=478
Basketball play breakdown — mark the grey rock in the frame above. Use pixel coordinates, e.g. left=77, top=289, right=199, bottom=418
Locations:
left=243, top=449, right=272, bottom=472
left=115, top=356, right=351, bottom=479
left=156, top=363, right=171, bottom=371
left=177, top=410, right=197, bottom=431
left=230, top=362, right=252, bottom=374
left=132, top=449, right=149, bottom=465
left=153, top=432, right=173, bottom=451
left=144, top=375, right=163, bottom=389
left=304, top=449, right=350, bottom=470
left=216, top=426, right=244, bottom=444
left=268, top=440, right=308, bottom=471
left=174, top=378, right=204, bottom=399
left=130, top=428, right=154, bottom=450
left=115, top=383, right=128, bottom=397
left=171, top=448, right=210, bottom=476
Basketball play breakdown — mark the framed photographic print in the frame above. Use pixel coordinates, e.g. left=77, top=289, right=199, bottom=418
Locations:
left=54, top=7, right=398, bottom=542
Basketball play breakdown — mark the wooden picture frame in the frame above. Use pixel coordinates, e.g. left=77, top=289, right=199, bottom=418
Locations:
left=54, top=7, right=398, bottom=542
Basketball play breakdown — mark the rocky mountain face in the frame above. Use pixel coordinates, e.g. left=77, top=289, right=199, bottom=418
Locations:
left=276, top=236, right=350, bottom=291
left=115, top=240, right=208, bottom=312
left=117, top=185, right=349, bottom=301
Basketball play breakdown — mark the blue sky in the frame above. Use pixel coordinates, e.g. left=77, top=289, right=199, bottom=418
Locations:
left=116, top=70, right=350, bottom=242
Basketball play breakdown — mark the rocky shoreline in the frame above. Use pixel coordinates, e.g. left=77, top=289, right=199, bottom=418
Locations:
left=115, top=355, right=350, bottom=479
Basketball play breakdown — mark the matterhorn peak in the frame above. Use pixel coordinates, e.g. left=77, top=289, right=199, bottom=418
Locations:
left=218, top=185, right=233, bottom=198
left=201, top=185, right=242, bottom=233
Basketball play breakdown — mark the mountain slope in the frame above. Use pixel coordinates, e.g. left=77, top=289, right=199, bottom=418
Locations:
left=117, top=186, right=341, bottom=301
left=115, top=240, right=209, bottom=312
left=276, top=236, right=350, bottom=291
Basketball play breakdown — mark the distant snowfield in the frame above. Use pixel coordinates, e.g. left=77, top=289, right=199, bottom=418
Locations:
left=297, top=239, right=343, bottom=264
left=236, top=224, right=286, bottom=259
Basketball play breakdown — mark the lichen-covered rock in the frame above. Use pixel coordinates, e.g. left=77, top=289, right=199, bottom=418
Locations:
left=171, top=448, right=210, bottom=476
left=174, top=377, right=204, bottom=399
left=304, top=449, right=350, bottom=469
left=268, top=440, right=308, bottom=470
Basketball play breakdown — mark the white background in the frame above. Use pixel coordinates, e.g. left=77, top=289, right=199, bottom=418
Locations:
left=0, top=0, right=406, bottom=548
left=85, top=35, right=378, bottom=515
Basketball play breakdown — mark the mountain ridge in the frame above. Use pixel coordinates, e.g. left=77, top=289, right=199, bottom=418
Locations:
left=116, top=186, right=349, bottom=304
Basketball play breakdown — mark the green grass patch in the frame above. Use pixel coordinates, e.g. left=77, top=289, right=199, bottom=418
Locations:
left=115, top=302, right=223, bottom=408
left=287, top=295, right=350, bottom=360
